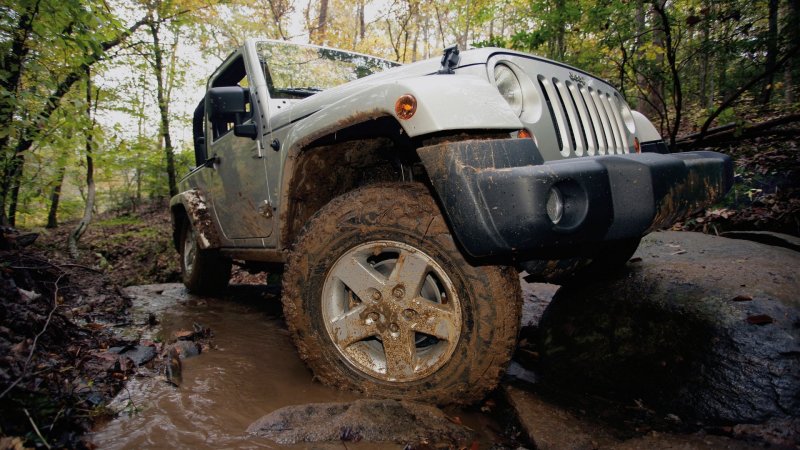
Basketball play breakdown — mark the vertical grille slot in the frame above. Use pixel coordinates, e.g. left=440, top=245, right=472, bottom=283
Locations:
left=609, top=94, right=630, bottom=153
left=598, top=92, right=624, bottom=154
left=588, top=87, right=616, bottom=154
left=556, top=80, right=587, bottom=156
left=578, top=85, right=607, bottom=155
left=566, top=81, right=597, bottom=156
left=538, top=75, right=571, bottom=156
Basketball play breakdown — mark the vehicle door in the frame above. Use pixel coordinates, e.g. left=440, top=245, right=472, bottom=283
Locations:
left=204, top=52, right=274, bottom=243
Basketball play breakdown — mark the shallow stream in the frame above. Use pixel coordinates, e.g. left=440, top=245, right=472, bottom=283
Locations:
left=90, top=284, right=501, bottom=449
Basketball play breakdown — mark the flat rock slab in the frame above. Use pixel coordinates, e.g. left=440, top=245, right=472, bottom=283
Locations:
left=505, top=386, right=760, bottom=450
left=536, top=231, right=800, bottom=425
left=247, top=399, right=473, bottom=446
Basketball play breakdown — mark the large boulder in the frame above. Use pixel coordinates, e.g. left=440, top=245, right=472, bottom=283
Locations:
left=536, top=231, right=799, bottom=424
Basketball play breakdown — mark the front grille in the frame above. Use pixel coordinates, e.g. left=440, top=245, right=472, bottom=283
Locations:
left=537, top=75, right=630, bottom=157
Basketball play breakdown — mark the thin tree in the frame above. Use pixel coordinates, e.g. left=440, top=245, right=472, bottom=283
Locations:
left=68, top=68, right=98, bottom=258
left=148, top=9, right=178, bottom=198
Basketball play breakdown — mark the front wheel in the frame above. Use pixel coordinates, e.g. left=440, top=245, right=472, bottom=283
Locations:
left=282, top=183, right=521, bottom=404
left=179, top=220, right=231, bottom=294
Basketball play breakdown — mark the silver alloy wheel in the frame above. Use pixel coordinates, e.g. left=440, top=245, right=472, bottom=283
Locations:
left=321, top=240, right=462, bottom=382
left=183, top=225, right=197, bottom=276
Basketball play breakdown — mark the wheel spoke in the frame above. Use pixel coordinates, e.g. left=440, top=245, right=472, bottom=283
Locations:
left=382, top=327, right=417, bottom=379
left=409, top=298, right=458, bottom=341
left=330, top=254, right=386, bottom=301
left=329, top=304, right=375, bottom=348
left=389, top=249, right=430, bottom=296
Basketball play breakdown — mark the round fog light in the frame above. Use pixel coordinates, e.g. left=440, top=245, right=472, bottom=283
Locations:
left=546, top=187, right=564, bottom=225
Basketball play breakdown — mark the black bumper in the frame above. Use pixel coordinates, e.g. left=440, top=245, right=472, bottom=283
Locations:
left=417, top=139, right=733, bottom=258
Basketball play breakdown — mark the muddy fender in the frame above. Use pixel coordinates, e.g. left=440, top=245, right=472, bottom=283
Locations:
left=169, top=190, right=221, bottom=250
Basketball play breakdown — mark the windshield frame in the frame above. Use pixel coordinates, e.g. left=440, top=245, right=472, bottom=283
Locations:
left=255, top=39, right=401, bottom=100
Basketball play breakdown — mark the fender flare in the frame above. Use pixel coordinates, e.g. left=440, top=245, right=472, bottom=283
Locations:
left=276, top=75, right=524, bottom=248
left=169, top=189, right=222, bottom=250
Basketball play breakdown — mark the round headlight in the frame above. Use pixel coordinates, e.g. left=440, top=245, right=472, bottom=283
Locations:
left=494, top=64, right=523, bottom=116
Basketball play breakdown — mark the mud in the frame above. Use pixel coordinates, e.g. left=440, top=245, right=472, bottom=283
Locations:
left=90, top=284, right=356, bottom=448
left=90, top=283, right=505, bottom=449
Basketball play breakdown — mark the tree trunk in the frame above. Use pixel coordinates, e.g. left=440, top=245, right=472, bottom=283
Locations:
left=0, top=16, right=148, bottom=225
left=653, top=1, right=682, bottom=149
left=634, top=0, right=658, bottom=120
left=0, top=2, right=39, bottom=214
left=315, top=0, right=329, bottom=44
left=46, top=166, right=66, bottom=229
left=553, top=0, right=566, bottom=60
left=149, top=18, right=178, bottom=198
left=700, top=1, right=711, bottom=109
left=462, top=0, right=471, bottom=49
left=358, top=0, right=366, bottom=44
left=785, top=0, right=800, bottom=104
left=760, top=0, right=779, bottom=104
left=68, top=70, right=96, bottom=259
left=7, top=151, right=24, bottom=227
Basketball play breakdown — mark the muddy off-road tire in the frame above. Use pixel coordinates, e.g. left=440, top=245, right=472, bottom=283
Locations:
left=179, top=220, right=231, bottom=294
left=282, top=183, right=522, bottom=404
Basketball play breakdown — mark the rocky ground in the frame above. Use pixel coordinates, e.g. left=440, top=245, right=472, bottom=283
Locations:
left=3, top=225, right=798, bottom=448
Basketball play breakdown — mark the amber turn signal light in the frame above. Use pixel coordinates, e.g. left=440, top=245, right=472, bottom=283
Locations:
left=395, top=94, right=417, bottom=120
left=633, top=137, right=641, bottom=153
left=518, top=129, right=532, bottom=139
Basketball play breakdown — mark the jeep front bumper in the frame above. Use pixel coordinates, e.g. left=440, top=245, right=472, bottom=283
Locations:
left=417, top=139, right=733, bottom=258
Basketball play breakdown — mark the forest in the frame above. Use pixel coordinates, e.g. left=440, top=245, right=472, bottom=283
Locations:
left=0, top=0, right=797, bottom=236
left=1, top=1, right=799, bottom=447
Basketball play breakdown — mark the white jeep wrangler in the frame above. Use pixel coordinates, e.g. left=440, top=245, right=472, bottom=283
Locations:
left=170, top=40, right=732, bottom=403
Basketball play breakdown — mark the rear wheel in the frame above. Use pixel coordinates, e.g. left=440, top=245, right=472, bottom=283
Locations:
left=179, top=220, right=231, bottom=294
left=282, top=183, right=521, bottom=404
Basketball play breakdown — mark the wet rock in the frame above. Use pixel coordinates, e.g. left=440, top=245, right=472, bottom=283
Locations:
left=168, top=340, right=201, bottom=358
left=519, top=276, right=558, bottom=327
left=505, top=386, right=761, bottom=450
left=536, top=231, right=800, bottom=425
left=609, top=432, right=759, bottom=450
left=732, top=417, right=800, bottom=448
left=721, top=230, right=800, bottom=252
left=505, top=385, right=611, bottom=450
left=247, top=399, right=474, bottom=446
left=164, top=345, right=182, bottom=387
left=505, top=360, right=538, bottom=386
left=108, top=345, right=156, bottom=366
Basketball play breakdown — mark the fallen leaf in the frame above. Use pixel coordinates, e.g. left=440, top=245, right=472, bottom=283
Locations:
left=732, top=295, right=753, bottom=302
left=172, top=330, right=194, bottom=340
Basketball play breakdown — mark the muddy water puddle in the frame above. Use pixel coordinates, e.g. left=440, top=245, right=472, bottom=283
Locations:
left=91, top=284, right=501, bottom=449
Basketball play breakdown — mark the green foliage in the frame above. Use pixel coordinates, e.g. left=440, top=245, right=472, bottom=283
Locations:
left=3, top=0, right=796, bottom=229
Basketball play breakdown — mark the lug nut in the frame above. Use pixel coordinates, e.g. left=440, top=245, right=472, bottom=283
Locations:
left=371, top=290, right=382, bottom=301
left=389, top=323, right=400, bottom=333
left=367, top=312, right=380, bottom=322
left=402, top=309, right=417, bottom=320
left=392, top=285, right=405, bottom=299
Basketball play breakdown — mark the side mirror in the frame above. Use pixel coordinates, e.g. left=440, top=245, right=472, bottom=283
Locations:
left=206, top=86, right=259, bottom=140
left=206, top=86, right=249, bottom=119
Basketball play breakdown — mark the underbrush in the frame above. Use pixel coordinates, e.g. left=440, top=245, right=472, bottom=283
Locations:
left=34, top=201, right=180, bottom=287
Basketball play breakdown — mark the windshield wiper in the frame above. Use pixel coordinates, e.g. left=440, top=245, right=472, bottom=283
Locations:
left=276, top=87, right=322, bottom=96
